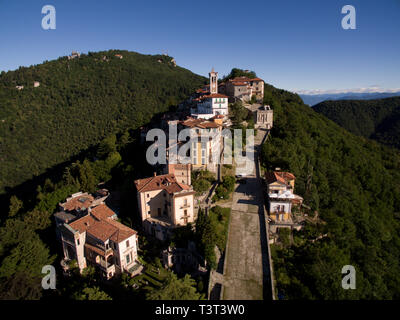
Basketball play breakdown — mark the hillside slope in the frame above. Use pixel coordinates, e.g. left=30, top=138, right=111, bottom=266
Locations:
left=262, top=86, right=400, bottom=299
left=313, top=97, right=400, bottom=149
left=0, top=50, right=206, bottom=193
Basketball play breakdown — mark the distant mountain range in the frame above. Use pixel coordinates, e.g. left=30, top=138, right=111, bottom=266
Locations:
left=313, top=96, right=400, bottom=150
left=300, top=91, right=400, bottom=106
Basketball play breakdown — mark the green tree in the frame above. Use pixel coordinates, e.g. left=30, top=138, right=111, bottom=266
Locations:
left=8, top=195, right=23, bottom=217
left=146, top=273, right=202, bottom=300
left=73, top=286, right=112, bottom=300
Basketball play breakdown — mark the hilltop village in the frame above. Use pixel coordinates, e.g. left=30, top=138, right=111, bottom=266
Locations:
left=53, top=65, right=306, bottom=298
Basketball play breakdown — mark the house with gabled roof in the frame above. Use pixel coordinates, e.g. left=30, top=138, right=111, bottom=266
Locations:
left=265, top=171, right=303, bottom=223
left=224, top=76, right=264, bottom=102
left=54, top=192, right=140, bottom=279
left=134, top=173, right=195, bottom=241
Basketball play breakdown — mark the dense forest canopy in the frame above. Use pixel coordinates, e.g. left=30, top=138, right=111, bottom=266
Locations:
left=313, top=97, right=400, bottom=149
left=262, top=86, right=400, bottom=299
left=0, top=50, right=206, bottom=194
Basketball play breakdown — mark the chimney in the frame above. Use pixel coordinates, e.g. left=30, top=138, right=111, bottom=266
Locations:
left=153, top=172, right=157, bottom=177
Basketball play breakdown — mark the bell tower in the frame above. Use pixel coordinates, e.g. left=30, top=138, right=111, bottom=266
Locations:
left=209, top=67, right=218, bottom=94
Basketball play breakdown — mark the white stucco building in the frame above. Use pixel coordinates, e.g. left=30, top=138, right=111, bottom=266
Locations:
left=191, top=68, right=229, bottom=119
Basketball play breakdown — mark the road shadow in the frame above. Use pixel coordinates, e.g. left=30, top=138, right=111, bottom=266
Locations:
left=254, top=151, right=273, bottom=300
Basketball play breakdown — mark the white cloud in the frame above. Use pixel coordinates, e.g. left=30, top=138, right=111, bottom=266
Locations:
left=293, top=86, right=400, bottom=95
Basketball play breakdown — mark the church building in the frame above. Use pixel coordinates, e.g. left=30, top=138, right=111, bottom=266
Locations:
left=191, top=68, right=229, bottom=119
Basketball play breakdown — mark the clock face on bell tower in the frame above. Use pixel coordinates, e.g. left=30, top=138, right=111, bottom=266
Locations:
left=209, top=67, right=218, bottom=94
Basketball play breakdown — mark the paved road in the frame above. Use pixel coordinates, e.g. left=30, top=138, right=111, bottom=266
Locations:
left=221, top=128, right=272, bottom=300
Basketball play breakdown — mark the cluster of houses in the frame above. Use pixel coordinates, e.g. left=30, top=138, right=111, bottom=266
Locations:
left=190, top=68, right=266, bottom=120
left=54, top=67, right=282, bottom=279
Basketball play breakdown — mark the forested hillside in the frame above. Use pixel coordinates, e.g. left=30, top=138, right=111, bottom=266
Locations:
left=262, top=86, right=400, bottom=299
left=0, top=50, right=206, bottom=193
left=313, top=97, right=400, bottom=149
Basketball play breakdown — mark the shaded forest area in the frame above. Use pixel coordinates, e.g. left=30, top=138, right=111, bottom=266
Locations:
left=313, top=97, right=400, bottom=149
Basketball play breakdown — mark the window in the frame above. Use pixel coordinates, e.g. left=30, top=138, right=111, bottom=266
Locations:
left=126, top=254, right=131, bottom=264
left=147, top=193, right=149, bottom=198
left=126, top=240, right=130, bottom=248
left=77, top=239, right=80, bottom=246
left=158, top=208, right=161, bottom=216
left=184, top=209, right=188, bottom=216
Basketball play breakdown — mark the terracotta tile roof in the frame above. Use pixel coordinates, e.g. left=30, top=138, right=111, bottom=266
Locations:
left=181, top=118, right=221, bottom=129
left=69, top=214, right=97, bottom=233
left=134, top=174, right=192, bottom=194
left=201, top=93, right=228, bottom=99
left=90, top=204, right=116, bottom=220
left=106, top=219, right=137, bottom=242
left=87, top=220, right=119, bottom=242
left=67, top=205, right=137, bottom=243
left=265, top=171, right=296, bottom=185
left=229, top=76, right=264, bottom=84
left=61, top=193, right=94, bottom=212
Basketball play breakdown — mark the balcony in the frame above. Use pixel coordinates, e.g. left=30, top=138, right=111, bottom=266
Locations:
left=99, top=259, right=115, bottom=272
left=180, top=203, right=191, bottom=209
left=85, top=242, right=113, bottom=257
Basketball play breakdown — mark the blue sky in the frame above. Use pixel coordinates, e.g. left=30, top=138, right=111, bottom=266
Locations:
left=0, top=0, right=399, bottom=93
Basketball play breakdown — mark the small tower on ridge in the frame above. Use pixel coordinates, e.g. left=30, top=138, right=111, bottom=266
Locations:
left=209, top=67, right=218, bottom=94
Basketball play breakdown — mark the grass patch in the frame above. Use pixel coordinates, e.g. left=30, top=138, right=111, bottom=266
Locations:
left=209, top=206, right=231, bottom=252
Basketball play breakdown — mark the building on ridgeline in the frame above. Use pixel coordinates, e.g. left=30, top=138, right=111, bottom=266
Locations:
left=191, top=68, right=229, bottom=119
left=223, top=76, right=264, bottom=102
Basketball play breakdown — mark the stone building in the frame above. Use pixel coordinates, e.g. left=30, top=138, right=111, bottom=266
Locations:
left=165, top=163, right=192, bottom=185
left=256, top=105, right=273, bottom=129
left=223, top=76, right=264, bottom=102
